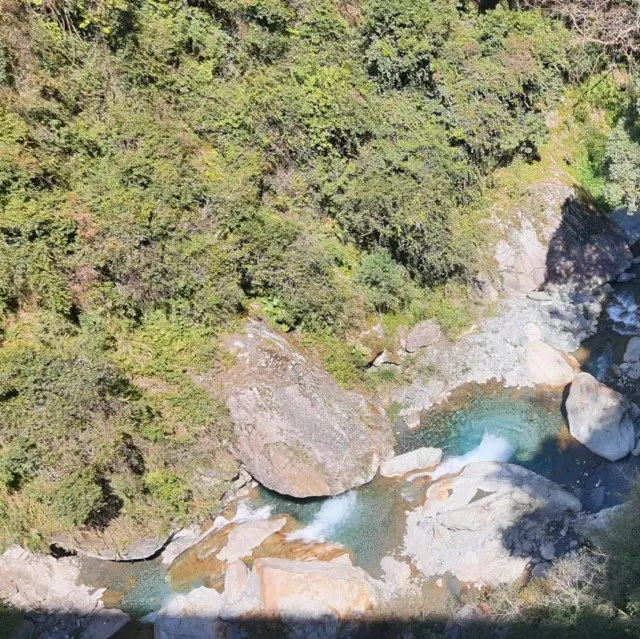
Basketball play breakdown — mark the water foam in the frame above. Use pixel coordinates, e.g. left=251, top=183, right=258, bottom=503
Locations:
left=430, top=433, right=515, bottom=480
left=287, top=491, right=357, bottom=543
left=232, top=502, right=273, bottom=523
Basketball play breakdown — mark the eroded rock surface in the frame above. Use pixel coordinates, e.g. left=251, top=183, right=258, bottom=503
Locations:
left=525, top=340, right=577, bottom=386
left=220, top=320, right=393, bottom=497
left=566, top=373, right=636, bottom=461
left=403, top=462, right=581, bottom=586
left=379, top=447, right=443, bottom=478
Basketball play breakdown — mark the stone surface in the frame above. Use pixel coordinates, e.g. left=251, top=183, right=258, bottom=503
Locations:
left=224, top=560, right=249, bottom=604
left=0, top=546, right=129, bottom=638
left=566, top=373, right=636, bottom=461
left=531, top=562, right=550, bottom=579
left=219, top=320, right=392, bottom=497
left=618, top=272, right=636, bottom=282
left=379, top=447, right=443, bottom=478
left=252, top=557, right=378, bottom=619
left=525, top=340, right=576, bottom=386
left=216, top=518, right=287, bottom=563
left=380, top=556, right=412, bottom=589
left=51, top=532, right=170, bottom=562
left=405, top=320, right=442, bottom=353
left=621, top=336, right=640, bottom=380
left=155, top=587, right=222, bottom=639
left=403, top=462, right=581, bottom=586
left=540, top=543, right=556, bottom=561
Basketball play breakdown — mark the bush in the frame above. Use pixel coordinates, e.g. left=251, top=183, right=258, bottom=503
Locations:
left=357, top=249, right=411, bottom=312
left=44, top=471, right=105, bottom=527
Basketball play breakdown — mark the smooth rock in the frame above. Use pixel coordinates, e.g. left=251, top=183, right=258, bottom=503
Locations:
left=566, top=373, right=636, bottom=461
left=380, top=556, right=412, bottom=589
left=51, top=533, right=170, bottom=562
left=405, top=320, right=442, bottom=353
left=155, top=587, right=222, bottom=639
left=219, top=320, right=393, bottom=497
left=216, top=518, right=287, bottom=563
left=617, top=272, right=636, bottom=283
left=252, top=557, right=378, bottom=618
left=527, top=291, right=553, bottom=302
left=525, top=341, right=576, bottom=386
left=379, top=448, right=443, bottom=478
left=531, top=562, right=550, bottom=579
left=540, top=543, right=555, bottom=561
left=403, top=462, right=581, bottom=586
left=223, top=560, right=249, bottom=603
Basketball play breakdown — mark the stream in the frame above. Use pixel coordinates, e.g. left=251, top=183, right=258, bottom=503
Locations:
left=77, top=260, right=640, bottom=621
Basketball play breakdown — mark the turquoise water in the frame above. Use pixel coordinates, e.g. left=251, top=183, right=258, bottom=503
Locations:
left=397, top=384, right=566, bottom=463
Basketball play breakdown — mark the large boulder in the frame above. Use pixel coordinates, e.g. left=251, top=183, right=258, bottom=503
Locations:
left=495, top=182, right=631, bottom=295
left=0, top=546, right=129, bottom=638
left=565, top=373, right=636, bottom=461
left=379, top=447, right=442, bottom=478
left=525, top=340, right=577, bottom=386
left=155, top=586, right=222, bottom=639
left=403, top=462, right=582, bottom=586
left=219, top=321, right=393, bottom=498
left=621, top=336, right=640, bottom=380
left=405, top=320, right=442, bottom=353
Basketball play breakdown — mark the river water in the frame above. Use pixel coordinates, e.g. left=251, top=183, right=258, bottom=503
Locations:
left=78, top=261, right=640, bottom=620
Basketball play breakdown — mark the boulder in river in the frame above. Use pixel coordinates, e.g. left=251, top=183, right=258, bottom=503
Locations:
left=403, top=462, right=582, bottom=586
left=565, top=372, right=636, bottom=461
left=379, top=447, right=443, bottom=478
left=219, top=320, right=393, bottom=498
left=525, top=340, right=577, bottom=386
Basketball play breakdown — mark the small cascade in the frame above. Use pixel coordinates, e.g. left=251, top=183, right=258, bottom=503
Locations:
left=287, top=491, right=357, bottom=543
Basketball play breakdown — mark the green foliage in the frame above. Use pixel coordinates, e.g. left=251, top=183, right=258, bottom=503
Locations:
left=43, top=470, right=104, bottom=527
left=144, top=470, right=191, bottom=515
left=357, top=249, right=411, bottom=312
left=0, top=438, right=41, bottom=491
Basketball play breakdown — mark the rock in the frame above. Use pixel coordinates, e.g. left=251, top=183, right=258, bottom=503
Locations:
left=223, top=560, right=249, bottom=603
left=0, top=546, right=129, bottom=638
left=540, top=543, right=556, bottom=561
left=621, top=337, right=640, bottom=380
left=405, top=321, right=442, bottom=353
left=618, top=272, right=637, bottom=282
left=472, top=272, right=499, bottom=304
left=525, top=341, right=576, bottom=386
left=573, top=505, right=626, bottom=545
left=404, top=413, right=421, bottom=430
left=219, top=321, right=392, bottom=497
left=51, top=533, right=170, bottom=562
left=565, top=373, right=636, bottom=461
left=379, top=448, right=443, bottom=478
left=251, top=557, right=379, bottom=619
left=531, top=562, right=550, bottom=579
left=527, top=291, right=553, bottom=302
left=161, top=527, right=205, bottom=566
left=380, top=556, right=412, bottom=589
left=155, top=587, right=222, bottom=639
left=403, top=462, right=582, bottom=586
left=216, top=518, right=287, bottom=563
left=611, top=207, right=640, bottom=245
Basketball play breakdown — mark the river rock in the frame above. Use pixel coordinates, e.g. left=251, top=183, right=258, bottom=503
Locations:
left=50, top=531, right=170, bottom=562
left=379, top=447, right=443, bottom=478
left=525, top=340, right=576, bottom=386
left=216, top=517, right=287, bottom=563
left=405, top=320, right=442, bottom=353
left=0, top=546, right=129, bottom=638
left=621, top=336, right=640, bottom=380
left=403, top=462, right=582, bottom=586
left=565, top=373, right=636, bottom=461
left=219, top=320, right=392, bottom=498
left=155, top=587, right=222, bottom=639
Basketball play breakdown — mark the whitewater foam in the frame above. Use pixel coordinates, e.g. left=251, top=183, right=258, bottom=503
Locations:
left=430, top=433, right=515, bottom=480
left=287, top=491, right=357, bottom=543
left=607, top=291, right=640, bottom=335
left=232, top=502, right=273, bottom=523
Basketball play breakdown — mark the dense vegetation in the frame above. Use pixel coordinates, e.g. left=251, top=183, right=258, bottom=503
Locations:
left=0, top=0, right=576, bottom=547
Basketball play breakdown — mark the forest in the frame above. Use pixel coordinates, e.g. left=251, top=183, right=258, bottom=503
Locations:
left=3, top=0, right=640, bottom=620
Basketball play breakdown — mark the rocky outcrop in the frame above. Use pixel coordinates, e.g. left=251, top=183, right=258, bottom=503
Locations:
left=155, top=586, right=222, bottom=639
left=0, top=545, right=129, bottom=638
left=496, top=183, right=631, bottom=296
left=379, top=447, right=442, bottom=478
left=403, top=462, right=582, bottom=586
left=219, top=320, right=393, bottom=498
left=405, top=320, right=442, bottom=353
left=50, top=532, right=170, bottom=562
left=525, top=340, right=577, bottom=386
left=565, top=373, right=636, bottom=461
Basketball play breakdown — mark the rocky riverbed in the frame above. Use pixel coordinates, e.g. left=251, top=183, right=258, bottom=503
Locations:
left=4, top=204, right=640, bottom=638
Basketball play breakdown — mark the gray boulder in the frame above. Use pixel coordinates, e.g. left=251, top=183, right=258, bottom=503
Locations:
left=621, top=336, right=640, bottom=380
left=573, top=504, right=627, bottom=546
left=565, top=373, right=636, bottom=461
left=220, top=321, right=393, bottom=498
left=403, top=462, right=582, bottom=586
left=405, top=320, right=442, bottom=353
left=379, top=447, right=442, bottom=478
